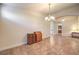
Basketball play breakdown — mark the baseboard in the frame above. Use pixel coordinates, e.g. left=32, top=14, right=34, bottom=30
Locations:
left=0, top=42, right=26, bottom=52
left=0, top=36, right=49, bottom=52
left=62, top=33, right=71, bottom=36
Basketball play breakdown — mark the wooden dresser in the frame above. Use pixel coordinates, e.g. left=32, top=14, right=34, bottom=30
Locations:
left=27, top=32, right=42, bottom=45
left=34, top=32, right=42, bottom=42
left=27, top=33, right=35, bottom=45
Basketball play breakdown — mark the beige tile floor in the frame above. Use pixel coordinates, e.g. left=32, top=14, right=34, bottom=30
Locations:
left=0, top=35, right=79, bottom=55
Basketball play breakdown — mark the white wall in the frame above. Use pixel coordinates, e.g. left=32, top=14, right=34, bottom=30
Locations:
left=56, top=16, right=78, bottom=36
left=0, top=5, right=50, bottom=51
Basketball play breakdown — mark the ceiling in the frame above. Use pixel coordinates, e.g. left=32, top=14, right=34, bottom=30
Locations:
left=1, top=3, right=79, bottom=19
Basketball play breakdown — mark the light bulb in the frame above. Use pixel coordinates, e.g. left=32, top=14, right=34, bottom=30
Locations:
left=45, top=17, right=48, bottom=21
left=48, top=18, right=51, bottom=21
left=50, top=16, right=55, bottom=20
left=62, top=19, right=64, bottom=21
left=45, top=16, right=55, bottom=21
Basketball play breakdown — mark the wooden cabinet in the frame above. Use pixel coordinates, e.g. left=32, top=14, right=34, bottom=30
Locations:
left=34, top=32, right=42, bottom=42
left=27, top=32, right=42, bottom=45
left=27, top=33, right=35, bottom=45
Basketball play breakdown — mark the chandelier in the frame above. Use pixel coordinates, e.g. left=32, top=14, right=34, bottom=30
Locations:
left=45, top=3, right=55, bottom=21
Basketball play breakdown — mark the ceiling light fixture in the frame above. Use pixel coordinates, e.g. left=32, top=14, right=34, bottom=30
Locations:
left=45, top=3, right=55, bottom=21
